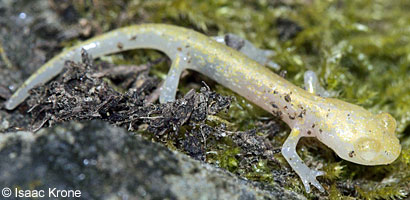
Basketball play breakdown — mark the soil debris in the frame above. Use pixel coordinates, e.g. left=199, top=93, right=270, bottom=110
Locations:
left=26, top=50, right=233, bottom=137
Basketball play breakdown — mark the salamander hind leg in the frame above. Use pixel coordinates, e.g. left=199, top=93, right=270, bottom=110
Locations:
left=303, top=70, right=331, bottom=98
left=212, top=34, right=280, bottom=70
left=159, top=56, right=187, bottom=103
left=281, top=128, right=325, bottom=193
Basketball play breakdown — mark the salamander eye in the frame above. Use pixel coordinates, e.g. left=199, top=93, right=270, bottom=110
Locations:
left=377, top=113, right=397, bottom=135
left=354, top=137, right=381, bottom=161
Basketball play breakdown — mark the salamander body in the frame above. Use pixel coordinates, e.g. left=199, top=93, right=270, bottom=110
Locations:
left=5, top=24, right=401, bottom=193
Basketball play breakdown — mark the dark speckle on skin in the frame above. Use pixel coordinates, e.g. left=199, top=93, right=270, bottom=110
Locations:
left=279, top=70, right=287, bottom=78
left=319, top=129, right=323, bottom=133
left=130, top=35, right=137, bottom=40
left=307, top=130, right=312, bottom=135
left=298, top=110, right=306, bottom=118
left=273, top=110, right=283, bottom=118
left=117, top=42, right=123, bottom=50
left=349, top=151, right=355, bottom=158
left=177, top=47, right=182, bottom=51
left=312, top=124, right=315, bottom=128
left=271, top=103, right=278, bottom=109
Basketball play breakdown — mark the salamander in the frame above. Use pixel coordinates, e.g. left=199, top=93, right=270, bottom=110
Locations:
left=4, top=24, right=401, bottom=193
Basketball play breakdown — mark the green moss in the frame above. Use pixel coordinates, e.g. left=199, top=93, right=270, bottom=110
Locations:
left=244, top=159, right=274, bottom=182
left=214, top=146, right=241, bottom=172
left=357, top=185, right=407, bottom=200
left=323, top=162, right=345, bottom=181
left=73, top=0, right=410, bottom=198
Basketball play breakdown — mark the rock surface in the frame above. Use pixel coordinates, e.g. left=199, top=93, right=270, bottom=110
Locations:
left=0, top=120, right=305, bottom=199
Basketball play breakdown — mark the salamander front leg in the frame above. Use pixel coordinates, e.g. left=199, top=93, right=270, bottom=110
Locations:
left=281, top=128, right=325, bottom=193
left=159, top=56, right=187, bottom=103
left=303, top=70, right=331, bottom=97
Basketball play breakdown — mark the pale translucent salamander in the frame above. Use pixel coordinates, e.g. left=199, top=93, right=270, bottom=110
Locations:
left=4, top=24, right=401, bottom=193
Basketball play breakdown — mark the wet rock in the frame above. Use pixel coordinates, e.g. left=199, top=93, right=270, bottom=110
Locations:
left=0, top=0, right=80, bottom=131
left=0, top=120, right=305, bottom=200
left=0, top=110, right=30, bottom=133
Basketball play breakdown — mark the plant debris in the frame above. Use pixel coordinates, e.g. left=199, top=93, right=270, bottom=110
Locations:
left=26, top=50, right=232, bottom=136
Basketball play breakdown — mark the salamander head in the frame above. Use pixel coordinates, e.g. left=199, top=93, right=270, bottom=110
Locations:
left=355, top=113, right=401, bottom=165
left=332, top=112, right=401, bottom=165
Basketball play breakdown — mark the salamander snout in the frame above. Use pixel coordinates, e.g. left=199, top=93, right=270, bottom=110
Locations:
left=353, top=136, right=401, bottom=165
left=351, top=113, right=401, bottom=165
